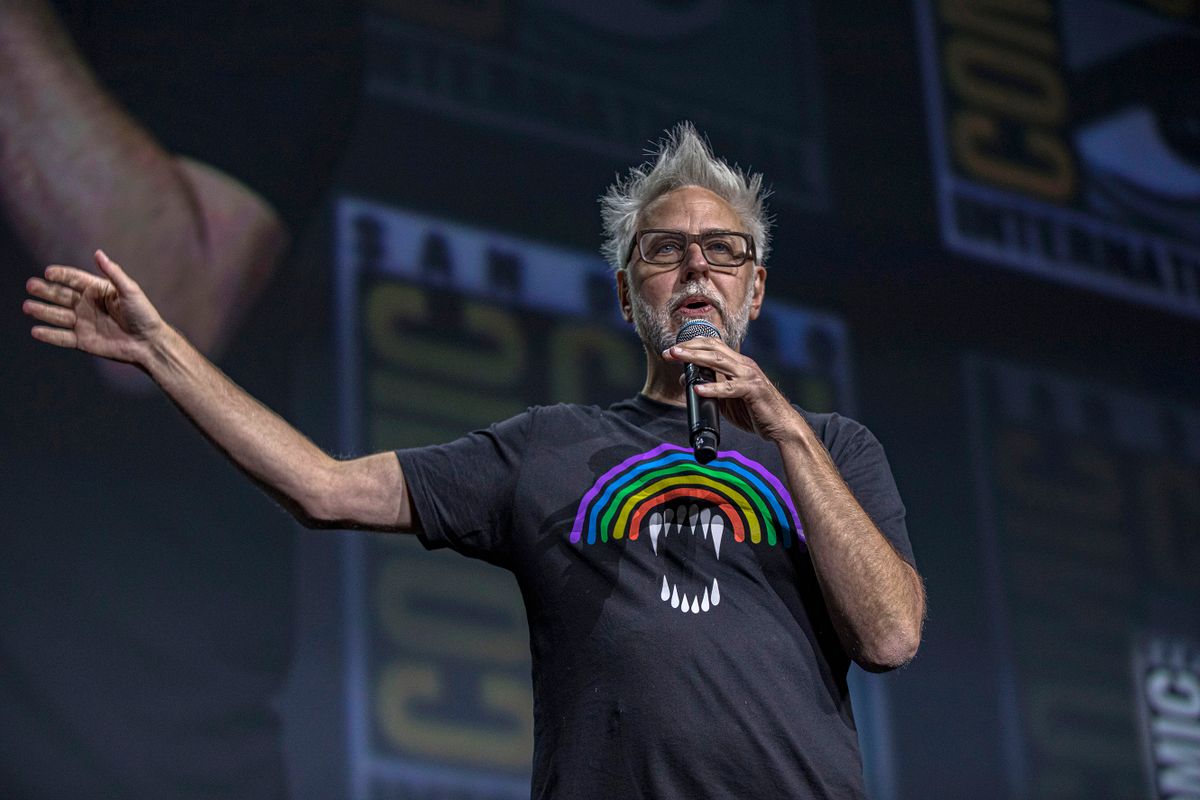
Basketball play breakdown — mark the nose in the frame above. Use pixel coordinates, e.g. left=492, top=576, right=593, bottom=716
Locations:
left=680, top=241, right=711, bottom=281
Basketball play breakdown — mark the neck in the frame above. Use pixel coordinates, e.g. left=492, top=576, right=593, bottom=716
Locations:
left=639, top=349, right=686, bottom=406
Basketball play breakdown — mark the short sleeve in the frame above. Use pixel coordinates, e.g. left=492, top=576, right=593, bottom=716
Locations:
left=819, top=414, right=915, bottom=567
left=395, top=411, right=533, bottom=570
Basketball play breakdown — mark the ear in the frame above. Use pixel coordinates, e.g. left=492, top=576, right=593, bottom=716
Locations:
left=747, top=265, right=767, bottom=320
left=616, top=270, right=633, bottom=322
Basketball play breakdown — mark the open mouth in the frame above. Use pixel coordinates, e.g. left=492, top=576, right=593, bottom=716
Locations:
left=674, top=295, right=717, bottom=318
left=645, top=504, right=724, bottom=614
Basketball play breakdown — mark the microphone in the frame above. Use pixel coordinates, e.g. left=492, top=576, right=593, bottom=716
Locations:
left=675, top=320, right=721, bottom=464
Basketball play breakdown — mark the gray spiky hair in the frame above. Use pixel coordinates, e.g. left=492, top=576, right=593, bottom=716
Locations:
left=600, top=121, right=771, bottom=274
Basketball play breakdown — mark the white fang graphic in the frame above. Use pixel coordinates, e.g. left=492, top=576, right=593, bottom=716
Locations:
left=647, top=507, right=731, bottom=615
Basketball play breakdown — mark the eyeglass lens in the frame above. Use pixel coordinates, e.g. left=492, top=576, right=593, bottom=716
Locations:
left=639, top=231, right=750, bottom=267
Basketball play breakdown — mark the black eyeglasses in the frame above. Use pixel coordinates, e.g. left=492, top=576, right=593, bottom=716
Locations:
left=627, top=229, right=756, bottom=273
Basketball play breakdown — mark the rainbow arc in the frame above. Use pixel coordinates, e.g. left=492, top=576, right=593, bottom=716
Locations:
left=569, top=443, right=802, bottom=548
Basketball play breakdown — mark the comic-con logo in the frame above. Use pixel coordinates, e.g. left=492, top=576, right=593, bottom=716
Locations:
left=569, top=444, right=803, bottom=615
left=917, top=0, right=1200, bottom=316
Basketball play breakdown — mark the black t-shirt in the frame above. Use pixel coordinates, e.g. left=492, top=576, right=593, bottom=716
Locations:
left=397, top=394, right=914, bottom=800
left=0, top=4, right=360, bottom=797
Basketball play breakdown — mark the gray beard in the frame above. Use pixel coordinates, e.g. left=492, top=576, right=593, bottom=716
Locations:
left=628, top=279, right=753, bottom=355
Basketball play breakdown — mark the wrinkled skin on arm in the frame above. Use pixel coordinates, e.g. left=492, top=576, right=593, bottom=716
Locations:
left=663, top=338, right=926, bottom=671
left=24, top=250, right=417, bottom=534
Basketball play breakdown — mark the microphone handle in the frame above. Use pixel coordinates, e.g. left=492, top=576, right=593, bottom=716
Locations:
left=685, top=363, right=720, bottom=464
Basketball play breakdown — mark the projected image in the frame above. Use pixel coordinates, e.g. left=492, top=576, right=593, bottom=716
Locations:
left=916, top=0, right=1200, bottom=317
left=965, top=356, right=1200, bottom=798
left=1134, top=635, right=1200, bottom=800
left=360, top=0, right=826, bottom=209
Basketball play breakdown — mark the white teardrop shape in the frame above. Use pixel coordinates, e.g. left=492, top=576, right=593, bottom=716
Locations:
left=649, top=511, right=663, bottom=554
left=701, top=588, right=710, bottom=612
left=689, top=504, right=699, bottom=535
left=671, top=584, right=680, bottom=608
left=680, top=594, right=690, bottom=613
left=700, top=507, right=712, bottom=537
left=661, top=575, right=670, bottom=602
left=690, top=596, right=700, bottom=613
left=677, top=504, right=688, bottom=534
left=711, top=578, right=721, bottom=606
left=711, top=515, right=724, bottom=560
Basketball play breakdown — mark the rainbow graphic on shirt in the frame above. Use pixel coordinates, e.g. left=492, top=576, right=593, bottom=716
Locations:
left=569, top=443, right=803, bottom=614
left=569, top=443, right=803, bottom=549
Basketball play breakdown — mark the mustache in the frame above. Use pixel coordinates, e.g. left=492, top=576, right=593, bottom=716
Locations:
left=668, top=283, right=725, bottom=315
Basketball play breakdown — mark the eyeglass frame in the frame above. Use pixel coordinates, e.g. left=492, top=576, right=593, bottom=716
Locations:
left=625, top=229, right=758, bottom=272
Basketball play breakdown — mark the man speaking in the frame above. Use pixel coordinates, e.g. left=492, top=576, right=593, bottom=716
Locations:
left=23, top=123, right=925, bottom=798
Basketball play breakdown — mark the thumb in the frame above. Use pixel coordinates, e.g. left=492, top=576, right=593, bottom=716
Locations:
left=94, top=250, right=139, bottom=294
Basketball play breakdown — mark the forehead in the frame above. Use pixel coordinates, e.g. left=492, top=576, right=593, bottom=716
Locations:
left=639, top=185, right=744, bottom=231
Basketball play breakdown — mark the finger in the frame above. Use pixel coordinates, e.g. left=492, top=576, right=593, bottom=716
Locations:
left=663, top=338, right=739, bottom=362
left=663, top=344, right=743, bottom=375
left=31, top=325, right=78, bottom=349
left=664, top=336, right=730, bottom=353
left=693, top=379, right=744, bottom=397
left=22, top=299, right=77, bottom=328
left=26, top=277, right=81, bottom=307
left=662, top=343, right=708, bottom=362
left=44, top=264, right=104, bottom=293
left=94, top=250, right=139, bottom=294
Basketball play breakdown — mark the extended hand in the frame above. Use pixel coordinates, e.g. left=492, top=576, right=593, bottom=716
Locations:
left=23, top=249, right=165, bottom=366
left=662, top=338, right=803, bottom=443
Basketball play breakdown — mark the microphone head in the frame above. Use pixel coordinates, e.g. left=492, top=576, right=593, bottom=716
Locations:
left=675, top=319, right=722, bottom=345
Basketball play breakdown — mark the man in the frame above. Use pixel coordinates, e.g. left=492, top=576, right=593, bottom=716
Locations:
left=23, top=123, right=925, bottom=797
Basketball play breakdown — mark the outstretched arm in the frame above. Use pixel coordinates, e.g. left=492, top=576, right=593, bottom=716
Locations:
left=0, top=0, right=286, bottom=363
left=23, top=251, right=414, bottom=532
left=665, top=338, right=925, bottom=672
